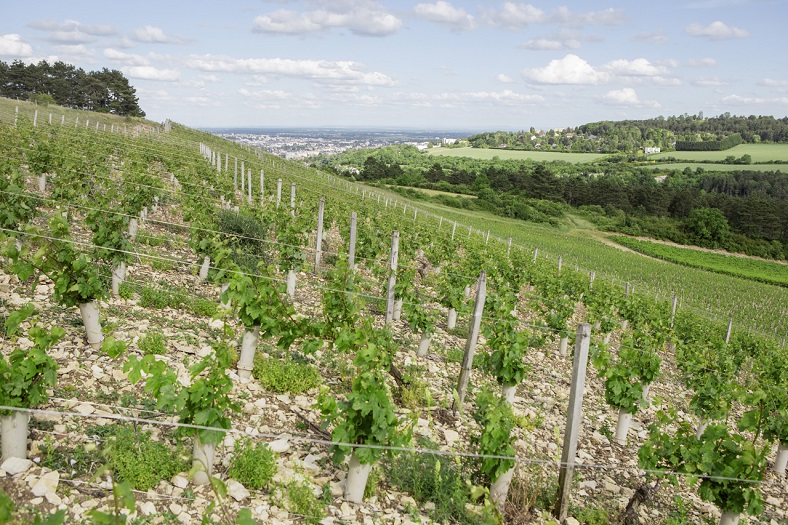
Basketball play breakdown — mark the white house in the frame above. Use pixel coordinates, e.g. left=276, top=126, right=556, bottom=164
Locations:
left=644, top=147, right=661, bottom=154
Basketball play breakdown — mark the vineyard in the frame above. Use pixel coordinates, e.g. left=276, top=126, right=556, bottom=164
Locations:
left=608, top=236, right=788, bottom=288
left=0, top=101, right=786, bottom=525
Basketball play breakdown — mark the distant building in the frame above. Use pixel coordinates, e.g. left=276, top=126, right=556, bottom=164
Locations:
left=442, top=138, right=457, bottom=144
left=644, top=147, right=661, bottom=154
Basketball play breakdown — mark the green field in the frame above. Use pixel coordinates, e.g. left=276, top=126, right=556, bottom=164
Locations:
left=646, top=162, right=788, bottom=173
left=609, top=235, right=788, bottom=287
left=651, top=143, right=788, bottom=162
left=426, top=146, right=607, bottom=163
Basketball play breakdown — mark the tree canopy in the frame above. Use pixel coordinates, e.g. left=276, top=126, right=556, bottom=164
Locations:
left=0, top=60, right=145, bottom=117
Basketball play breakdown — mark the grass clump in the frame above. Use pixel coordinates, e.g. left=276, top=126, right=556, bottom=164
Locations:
left=138, top=331, right=166, bottom=355
left=228, top=439, right=277, bottom=490
left=105, top=426, right=186, bottom=491
left=138, top=284, right=217, bottom=317
left=385, top=437, right=482, bottom=524
left=274, top=478, right=326, bottom=525
left=253, top=355, right=321, bottom=394
left=216, top=209, right=272, bottom=270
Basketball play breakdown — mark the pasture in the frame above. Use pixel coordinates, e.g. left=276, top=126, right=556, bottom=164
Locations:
left=425, top=146, right=608, bottom=163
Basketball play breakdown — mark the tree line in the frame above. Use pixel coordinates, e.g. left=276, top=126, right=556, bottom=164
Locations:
left=466, top=113, right=788, bottom=154
left=0, top=60, right=145, bottom=117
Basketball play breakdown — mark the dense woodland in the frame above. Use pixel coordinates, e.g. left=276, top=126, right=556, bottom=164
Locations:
left=468, top=113, right=788, bottom=153
left=313, top=144, right=788, bottom=260
left=0, top=60, right=144, bottom=117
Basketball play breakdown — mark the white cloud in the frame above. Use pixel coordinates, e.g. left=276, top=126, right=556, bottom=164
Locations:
left=685, top=21, right=749, bottom=40
left=48, top=30, right=95, bottom=44
left=692, top=76, right=728, bottom=86
left=0, top=34, right=33, bottom=57
left=28, top=19, right=115, bottom=36
left=722, top=94, right=788, bottom=105
left=122, top=66, right=181, bottom=82
left=521, top=38, right=579, bottom=50
left=252, top=1, right=402, bottom=37
left=130, top=25, right=188, bottom=44
left=413, top=1, right=475, bottom=30
left=687, top=57, right=717, bottom=67
left=759, top=78, right=788, bottom=89
left=484, top=3, right=545, bottom=28
left=496, top=73, right=513, bottom=83
left=652, top=76, right=683, bottom=86
left=52, top=44, right=94, bottom=59
left=524, top=54, right=609, bottom=85
left=604, top=58, right=667, bottom=77
left=633, top=31, right=668, bottom=44
left=185, top=55, right=395, bottom=86
left=549, top=6, right=625, bottom=27
left=239, top=88, right=322, bottom=109
left=485, top=4, right=623, bottom=29
left=104, top=48, right=150, bottom=66
left=601, top=87, right=660, bottom=107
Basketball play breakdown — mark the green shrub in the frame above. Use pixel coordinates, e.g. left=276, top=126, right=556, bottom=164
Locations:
left=138, top=331, right=166, bottom=355
left=106, top=426, right=186, bottom=491
left=253, top=356, right=321, bottom=394
left=228, top=439, right=277, bottom=490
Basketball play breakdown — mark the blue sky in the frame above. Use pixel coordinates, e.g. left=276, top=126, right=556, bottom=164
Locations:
left=1, top=0, right=787, bottom=130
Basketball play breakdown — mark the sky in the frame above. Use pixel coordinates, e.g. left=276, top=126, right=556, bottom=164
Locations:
left=1, top=0, right=787, bottom=131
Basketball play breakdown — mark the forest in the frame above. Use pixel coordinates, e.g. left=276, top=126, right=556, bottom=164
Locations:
left=0, top=60, right=144, bottom=117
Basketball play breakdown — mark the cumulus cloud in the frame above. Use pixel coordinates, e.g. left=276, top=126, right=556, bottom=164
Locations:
left=759, top=78, right=788, bottom=89
left=485, top=4, right=623, bottom=29
left=722, top=94, right=788, bottom=105
left=104, top=48, right=150, bottom=66
left=185, top=55, right=395, bottom=86
left=413, top=1, right=475, bottom=30
left=252, top=0, right=402, bottom=37
left=686, top=21, right=749, bottom=40
left=0, top=34, right=33, bottom=57
left=687, top=57, right=717, bottom=67
left=130, top=25, right=188, bottom=44
left=549, top=6, right=624, bottom=27
left=523, top=54, right=609, bottom=84
left=524, top=55, right=676, bottom=85
left=52, top=44, right=94, bottom=60
left=496, top=73, right=513, bottom=83
left=692, top=76, right=728, bottom=86
left=601, top=88, right=660, bottom=107
left=604, top=58, right=668, bottom=77
left=122, top=66, right=181, bottom=82
left=633, top=31, right=668, bottom=44
left=520, top=38, right=579, bottom=50
left=28, top=19, right=115, bottom=36
left=484, top=2, right=545, bottom=28
left=239, top=88, right=322, bottom=109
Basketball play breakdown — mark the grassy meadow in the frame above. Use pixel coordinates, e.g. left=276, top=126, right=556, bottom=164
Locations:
left=651, top=143, right=788, bottom=162
left=426, top=146, right=608, bottom=163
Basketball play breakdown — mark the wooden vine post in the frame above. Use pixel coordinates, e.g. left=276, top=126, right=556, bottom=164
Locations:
left=453, top=271, right=486, bottom=412
left=554, top=323, right=591, bottom=523
left=384, top=231, right=399, bottom=325
left=348, top=212, right=357, bottom=271
left=276, top=178, right=282, bottom=207
left=290, top=182, right=296, bottom=217
left=315, top=197, right=325, bottom=272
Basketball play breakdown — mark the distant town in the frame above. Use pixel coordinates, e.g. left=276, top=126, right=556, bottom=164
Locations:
left=207, top=128, right=473, bottom=159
